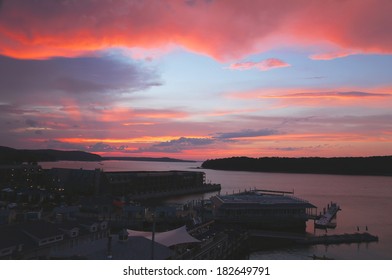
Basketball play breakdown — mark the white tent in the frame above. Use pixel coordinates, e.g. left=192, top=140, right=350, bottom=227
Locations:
left=127, top=226, right=200, bottom=247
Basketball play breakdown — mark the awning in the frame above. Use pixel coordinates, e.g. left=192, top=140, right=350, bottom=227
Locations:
left=127, top=226, right=200, bottom=247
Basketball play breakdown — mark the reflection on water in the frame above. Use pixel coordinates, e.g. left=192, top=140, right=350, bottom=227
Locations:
left=41, top=160, right=392, bottom=259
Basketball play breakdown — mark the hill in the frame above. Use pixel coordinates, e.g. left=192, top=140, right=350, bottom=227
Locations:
left=0, top=146, right=102, bottom=163
left=201, top=156, right=392, bottom=176
left=102, top=156, right=196, bottom=163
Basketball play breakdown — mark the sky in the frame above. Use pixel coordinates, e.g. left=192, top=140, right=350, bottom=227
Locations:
left=0, top=0, right=392, bottom=160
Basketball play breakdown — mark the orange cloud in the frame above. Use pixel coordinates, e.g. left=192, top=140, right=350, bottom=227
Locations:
left=98, top=107, right=189, bottom=123
left=53, top=134, right=208, bottom=145
left=54, top=137, right=175, bottom=144
left=227, top=87, right=392, bottom=107
left=229, top=58, right=290, bottom=71
left=0, top=0, right=391, bottom=60
left=309, top=50, right=358, bottom=60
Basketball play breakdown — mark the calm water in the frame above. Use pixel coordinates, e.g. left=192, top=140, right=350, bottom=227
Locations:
left=41, top=160, right=392, bottom=260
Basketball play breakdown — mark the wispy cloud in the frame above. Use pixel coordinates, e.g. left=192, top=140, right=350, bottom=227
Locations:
left=45, top=140, right=127, bottom=152
left=265, top=91, right=392, bottom=99
left=273, top=147, right=304, bottom=151
left=229, top=58, right=290, bottom=71
left=45, top=140, right=86, bottom=151
left=214, top=128, right=279, bottom=139
left=134, top=137, right=215, bottom=153
left=260, top=90, right=392, bottom=108
left=226, top=88, right=392, bottom=109
left=135, top=128, right=280, bottom=153
left=309, top=50, right=358, bottom=60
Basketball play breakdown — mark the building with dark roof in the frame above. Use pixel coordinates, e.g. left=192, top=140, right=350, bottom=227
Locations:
left=103, top=170, right=220, bottom=200
left=37, top=168, right=220, bottom=199
left=211, top=191, right=316, bottom=231
left=0, top=164, right=44, bottom=187
left=43, top=168, right=102, bottom=195
left=21, top=221, right=64, bottom=247
left=0, top=219, right=110, bottom=259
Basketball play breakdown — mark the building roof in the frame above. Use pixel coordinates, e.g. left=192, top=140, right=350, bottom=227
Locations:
left=127, top=226, right=200, bottom=247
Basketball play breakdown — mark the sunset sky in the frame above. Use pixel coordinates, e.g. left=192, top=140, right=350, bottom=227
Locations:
left=1, top=0, right=392, bottom=160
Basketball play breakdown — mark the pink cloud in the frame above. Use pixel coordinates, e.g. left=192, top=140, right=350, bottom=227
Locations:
left=309, top=50, right=358, bottom=60
left=229, top=58, right=290, bottom=71
left=227, top=87, right=392, bottom=103
left=0, top=0, right=391, bottom=60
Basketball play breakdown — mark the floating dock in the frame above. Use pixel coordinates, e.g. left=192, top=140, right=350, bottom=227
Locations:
left=297, top=232, right=379, bottom=245
left=315, top=202, right=340, bottom=229
left=249, top=230, right=378, bottom=246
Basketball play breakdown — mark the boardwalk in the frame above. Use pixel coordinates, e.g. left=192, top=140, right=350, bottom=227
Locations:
left=298, top=232, right=379, bottom=245
left=315, top=202, right=340, bottom=228
left=249, top=230, right=378, bottom=246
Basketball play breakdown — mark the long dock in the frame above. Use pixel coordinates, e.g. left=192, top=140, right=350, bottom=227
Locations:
left=297, top=232, right=379, bottom=245
left=249, top=230, right=378, bottom=246
left=174, top=230, right=249, bottom=260
left=315, top=202, right=340, bottom=228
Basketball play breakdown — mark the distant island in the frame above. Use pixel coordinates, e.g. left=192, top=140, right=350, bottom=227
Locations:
left=102, top=157, right=196, bottom=163
left=201, top=156, right=392, bottom=176
left=0, top=146, right=194, bottom=164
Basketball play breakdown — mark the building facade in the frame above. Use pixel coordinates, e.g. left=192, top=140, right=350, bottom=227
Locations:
left=211, top=191, right=316, bottom=231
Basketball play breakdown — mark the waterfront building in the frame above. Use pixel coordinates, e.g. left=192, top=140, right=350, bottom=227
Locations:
left=103, top=170, right=220, bottom=199
left=0, top=219, right=110, bottom=259
left=0, top=164, right=43, bottom=188
left=2, top=167, right=219, bottom=199
left=210, top=191, right=316, bottom=231
left=43, top=168, right=102, bottom=195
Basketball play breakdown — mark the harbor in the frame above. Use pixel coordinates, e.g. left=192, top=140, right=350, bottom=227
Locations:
left=123, top=189, right=379, bottom=260
left=0, top=161, right=387, bottom=260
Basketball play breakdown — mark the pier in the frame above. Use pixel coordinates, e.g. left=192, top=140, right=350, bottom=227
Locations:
left=314, top=202, right=341, bottom=229
left=173, top=223, right=249, bottom=260
left=297, top=232, right=379, bottom=245
left=249, top=230, right=378, bottom=246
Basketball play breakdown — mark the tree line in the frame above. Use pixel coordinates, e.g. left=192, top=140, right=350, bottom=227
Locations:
left=201, top=156, right=392, bottom=176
